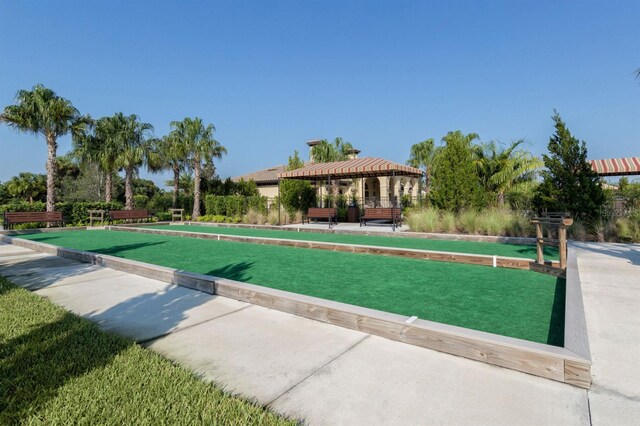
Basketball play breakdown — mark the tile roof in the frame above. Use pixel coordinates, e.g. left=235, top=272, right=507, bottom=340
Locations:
left=232, top=164, right=286, bottom=184
left=278, top=157, right=423, bottom=179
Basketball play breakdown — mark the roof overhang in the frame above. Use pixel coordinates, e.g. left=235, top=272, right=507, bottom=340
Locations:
left=277, top=157, right=423, bottom=180
left=590, top=157, right=640, bottom=177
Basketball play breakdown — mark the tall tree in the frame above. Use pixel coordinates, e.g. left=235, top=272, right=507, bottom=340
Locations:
left=74, top=115, right=118, bottom=202
left=5, top=172, right=46, bottom=204
left=114, top=114, right=154, bottom=210
left=407, top=138, right=437, bottom=195
left=280, top=151, right=316, bottom=215
left=171, top=117, right=226, bottom=219
left=473, top=140, right=542, bottom=207
left=1, top=84, right=89, bottom=211
left=533, top=112, right=605, bottom=226
left=430, top=131, right=484, bottom=212
left=148, top=132, right=189, bottom=207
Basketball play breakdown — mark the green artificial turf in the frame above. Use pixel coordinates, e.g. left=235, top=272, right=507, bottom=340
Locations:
left=18, top=230, right=565, bottom=346
left=144, top=223, right=560, bottom=260
left=0, top=276, right=295, bottom=425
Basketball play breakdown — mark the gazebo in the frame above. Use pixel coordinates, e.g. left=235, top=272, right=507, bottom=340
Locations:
left=276, top=157, right=424, bottom=213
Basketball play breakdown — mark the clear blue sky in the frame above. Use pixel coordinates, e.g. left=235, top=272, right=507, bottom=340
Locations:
left=1, top=1, right=639, bottom=187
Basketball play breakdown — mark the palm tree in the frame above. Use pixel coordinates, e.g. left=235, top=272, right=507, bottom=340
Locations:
left=312, top=137, right=354, bottom=163
left=5, top=172, right=46, bottom=204
left=473, top=140, right=542, bottom=207
left=407, top=138, right=437, bottom=195
left=171, top=117, right=226, bottom=219
left=164, top=172, right=194, bottom=198
left=148, top=132, right=189, bottom=207
left=114, top=113, right=154, bottom=210
left=74, top=115, right=120, bottom=203
left=1, top=84, right=90, bottom=211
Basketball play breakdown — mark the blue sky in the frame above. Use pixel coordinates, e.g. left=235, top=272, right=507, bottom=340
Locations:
left=1, top=1, right=639, bottom=187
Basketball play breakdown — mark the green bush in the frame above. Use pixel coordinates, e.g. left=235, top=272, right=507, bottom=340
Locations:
left=247, top=195, right=268, bottom=215
left=440, top=211, right=456, bottom=233
left=337, top=207, right=347, bottom=222
left=57, top=202, right=123, bottom=225
left=197, top=214, right=242, bottom=224
left=147, top=193, right=173, bottom=215
left=226, top=196, right=245, bottom=218
left=133, top=194, right=149, bottom=209
left=406, top=208, right=439, bottom=232
left=204, top=195, right=268, bottom=217
left=615, top=212, right=640, bottom=243
left=0, top=201, right=46, bottom=213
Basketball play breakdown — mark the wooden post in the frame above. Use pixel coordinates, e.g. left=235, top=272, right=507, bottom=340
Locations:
left=536, top=222, right=544, bottom=264
left=559, top=225, right=568, bottom=269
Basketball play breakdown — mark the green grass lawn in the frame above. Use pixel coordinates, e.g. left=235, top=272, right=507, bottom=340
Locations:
left=143, top=223, right=560, bottom=260
left=18, top=230, right=565, bottom=346
left=0, top=276, right=295, bottom=425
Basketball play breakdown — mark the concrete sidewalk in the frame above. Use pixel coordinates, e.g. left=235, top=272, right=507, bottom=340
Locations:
left=1, top=241, right=637, bottom=425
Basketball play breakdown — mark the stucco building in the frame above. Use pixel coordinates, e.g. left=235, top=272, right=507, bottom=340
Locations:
left=233, top=140, right=424, bottom=207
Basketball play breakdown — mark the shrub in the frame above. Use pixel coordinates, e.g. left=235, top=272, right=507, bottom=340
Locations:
left=147, top=193, right=173, bottom=215
left=406, top=208, right=439, bottom=233
left=244, top=209, right=268, bottom=225
left=337, top=207, right=348, bottom=222
left=0, top=201, right=46, bottom=213
left=56, top=201, right=123, bottom=225
left=440, top=211, right=456, bottom=233
left=457, top=210, right=479, bottom=234
left=133, top=194, right=149, bottom=209
left=475, top=209, right=509, bottom=236
left=247, top=195, right=268, bottom=215
left=615, top=212, right=640, bottom=243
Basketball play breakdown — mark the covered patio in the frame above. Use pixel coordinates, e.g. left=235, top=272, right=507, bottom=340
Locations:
left=276, top=157, right=424, bottom=209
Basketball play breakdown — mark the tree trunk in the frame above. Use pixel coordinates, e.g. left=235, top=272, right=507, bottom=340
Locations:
left=173, top=164, right=180, bottom=208
left=498, top=192, right=505, bottom=208
left=105, top=172, right=112, bottom=203
left=46, top=134, right=57, bottom=212
left=125, top=168, right=133, bottom=210
left=192, top=157, right=201, bottom=219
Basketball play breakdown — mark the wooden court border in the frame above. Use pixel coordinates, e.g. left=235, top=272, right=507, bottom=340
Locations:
left=0, top=230, right=591, bottom=388
left=107, top=224, right=562, bottom=273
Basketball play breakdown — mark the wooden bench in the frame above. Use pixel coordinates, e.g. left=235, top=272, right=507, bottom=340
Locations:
left=360, top=207, right=402, bottom=231
left=306, top=207, right=337, bottom=227
left=108, top=209, right=152, bottom=224
left=3, top=211, right=64, bottom=230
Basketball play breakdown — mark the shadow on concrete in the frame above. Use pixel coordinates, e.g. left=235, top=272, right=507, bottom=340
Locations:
left=84, top=262, right=254, bottom=342
left=573, top=242, right=640, bottom=266
left=85, top=284, right=215, bottom=342
left=547, top=277, right=566, bottom=347
left=0, top=256, right=104, bottom=291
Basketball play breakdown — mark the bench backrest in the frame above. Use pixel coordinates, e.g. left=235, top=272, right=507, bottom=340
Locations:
left=4, top=211, right=63, bottom=223
left=362, top=208, right=401, bottom=219
left=110, top=209, right=149, bottom=220
left=307, top=207, right=337, bottom=217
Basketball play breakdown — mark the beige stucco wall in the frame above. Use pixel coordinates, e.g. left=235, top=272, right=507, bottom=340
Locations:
left=257, top=184, right=279, bottom=199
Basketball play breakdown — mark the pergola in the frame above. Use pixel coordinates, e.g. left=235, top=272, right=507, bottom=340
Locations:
left=275, top=157, right=424, bottom=223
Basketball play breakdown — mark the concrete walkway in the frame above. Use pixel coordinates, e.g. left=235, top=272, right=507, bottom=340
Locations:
left=1, top=241, right=638, bottom=425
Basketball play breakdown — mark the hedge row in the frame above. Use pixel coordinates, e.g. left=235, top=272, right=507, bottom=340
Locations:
left=204, top=195, right=268, bottom=217
left=0, top=201, right=123, bottom=225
